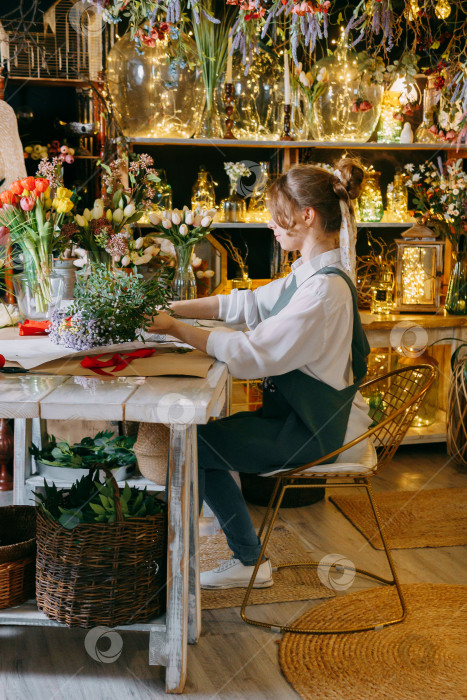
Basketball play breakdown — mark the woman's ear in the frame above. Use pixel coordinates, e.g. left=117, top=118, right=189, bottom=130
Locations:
left=303, top=206, right=316, bottom=227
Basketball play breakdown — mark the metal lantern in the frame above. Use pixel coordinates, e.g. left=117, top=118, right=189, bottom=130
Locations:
left=394, top=233, right=445, bottom=312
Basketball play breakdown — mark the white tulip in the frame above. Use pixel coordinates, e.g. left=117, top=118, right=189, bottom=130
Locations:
left=149, top=212, right=161, bottom=225
left=204, top=269, right=215, bottom=278
left=182, top=205, right=189, bottom=211
left=73, top=258, right=86, bottom=268
left=94, top=198, right=104, bottom=207
left=143, top=245, right=156, bottom=255
left=112, top=208, right=124, bottom=223
left=91, top=204, right=104, bottom=219
left=192, top=256, right=202, bottom=267
left=196, top=270, right=205, bottom=279
left=124, top=203, right=136, bottom=217
left=200, top=216, right=212, bottom=227
left=83, top=208, right=91, bottom=221
left=134, top=253, right=152, bottom=265
left=193, top=215, right=203, bottom=227
left=205, top=208, right=217, bottom=218
left=185, top=211, right=194, bottom=225
left=162, top=218, right=172, bottom=229
left=121, top=255, right=131, bottom=267
left=135, top=236, right=145, bottom=250
left=74, top=247, right=87, bottom=258
left=172, top=212, right=181, bottom=225
left=113, top=255, right=121, bottom=262
left=75, top=214, right=86, bottom=227
left=179, top=224, right=188, bottom=236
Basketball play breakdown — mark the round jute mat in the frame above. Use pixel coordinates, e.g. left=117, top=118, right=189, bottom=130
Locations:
left=279, top=583, right=467, bottom=700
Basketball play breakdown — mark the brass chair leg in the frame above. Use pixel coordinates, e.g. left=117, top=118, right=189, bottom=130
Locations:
left=240, top=478, right=407, bottom=634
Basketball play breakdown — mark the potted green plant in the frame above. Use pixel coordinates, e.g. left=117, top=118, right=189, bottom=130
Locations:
left=30, top=430, right=137, bottom=482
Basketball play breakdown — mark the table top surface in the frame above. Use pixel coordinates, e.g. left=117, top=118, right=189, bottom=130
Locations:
left=0, top=361, right=228, bottom=423
left=359, top=312, right=467, bottom=330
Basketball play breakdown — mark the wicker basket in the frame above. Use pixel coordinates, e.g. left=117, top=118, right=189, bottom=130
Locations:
left=133, top=422, right=169, bottom=485
left=35, top=470, right=167, bottom=628
left=240, top=472, right=325, bottom=508
left=0, top=505, right=36, bottom=609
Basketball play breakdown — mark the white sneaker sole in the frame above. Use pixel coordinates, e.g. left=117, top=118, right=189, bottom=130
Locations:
left=201, top=578, right=274, bottom=590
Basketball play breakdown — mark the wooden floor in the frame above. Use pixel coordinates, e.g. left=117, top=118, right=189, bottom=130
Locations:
left=1, top=443, right=466, bottom=700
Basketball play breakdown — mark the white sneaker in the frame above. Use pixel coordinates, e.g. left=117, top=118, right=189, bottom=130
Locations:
left=200, top=557, right=273, bottom=590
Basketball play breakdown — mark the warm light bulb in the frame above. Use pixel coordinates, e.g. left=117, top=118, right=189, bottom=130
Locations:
left=435, top=0, right=451, bottom=18
left=407, top=0, right=420, bottom=20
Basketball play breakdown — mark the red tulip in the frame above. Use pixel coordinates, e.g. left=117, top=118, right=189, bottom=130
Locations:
left=0, top=355, right=5, bottom=369
left=0, top=191, right=18, bottom=206
left=20, top=176, right=36, bottom=191
left=446, top=130, right=457, bottom=141
left=10, top=180, right=24, bottom=195
left=359, top=100, right=373, bottom=112
left=0, top=225, right=9, bottom=245
left=34, top=177, right=49, bottom=193
left=438, top=129, right=446, bottom=140
left=393, top=112, right=404, bottom=121
left=351, top=101, right=360, bottom=113
left=429, top=124, right=438, bottom=134
left=20, top=196, right=35, bottom=211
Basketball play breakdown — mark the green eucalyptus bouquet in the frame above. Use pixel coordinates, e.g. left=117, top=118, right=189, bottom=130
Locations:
left=47, top=262, right=172, bottom=350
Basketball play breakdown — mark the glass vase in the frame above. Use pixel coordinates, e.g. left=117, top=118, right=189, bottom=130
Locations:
left=13, top=254, right=64, bottom=321
left=445, top=249, right=467, bottom=315
left=358, top=171, right=384, bottom=222
left=195, top=87, right=223, bottom=139
left=173, top=244, right=197, bottom=301
left=220, top=178, right=247, bottom=223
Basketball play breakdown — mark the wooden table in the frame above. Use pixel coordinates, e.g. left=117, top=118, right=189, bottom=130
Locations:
left=0, top=363, right=229, bottom=693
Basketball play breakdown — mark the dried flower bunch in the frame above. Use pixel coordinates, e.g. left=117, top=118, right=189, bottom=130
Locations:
left=47, top=263, right=172, bottom=350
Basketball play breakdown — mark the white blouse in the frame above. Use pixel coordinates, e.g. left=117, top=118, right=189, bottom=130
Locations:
left=206, top=248, right=372, bottom=462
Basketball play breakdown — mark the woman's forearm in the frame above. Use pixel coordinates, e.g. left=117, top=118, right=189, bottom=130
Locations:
left=169, top=318, right=212, bottom=353
left=169, top=296, right=220, bottom=320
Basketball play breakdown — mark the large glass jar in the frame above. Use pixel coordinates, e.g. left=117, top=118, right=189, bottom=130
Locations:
left=218, top=48, right=284, bottom=140
left=247, top=162, right=271, bottom=223
left=106, top=33, right=204, bottom=139
left=311, top=44, right=383, bottom=143
left=191, top=167, right=217, bottom=211
left=13, top=255, right=64, bottom=321
left=376, top=91, right=403, bottom=143
left=359, top=171, right=384, bottom=222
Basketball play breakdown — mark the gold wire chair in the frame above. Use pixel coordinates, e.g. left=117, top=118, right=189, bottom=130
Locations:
left=240, top=364, right=437, bottom=634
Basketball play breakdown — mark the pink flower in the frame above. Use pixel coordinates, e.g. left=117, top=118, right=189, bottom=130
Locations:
left=65, top=154, right=74, bottom=164
left=20, top=196, right=35, bottom=212
left=0, top=226, right=10, bottom=246
left=60, top=145, right=69, bottom=154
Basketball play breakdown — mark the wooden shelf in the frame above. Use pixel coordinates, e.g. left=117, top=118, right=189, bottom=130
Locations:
left=7, top=77, right=89, bottom=88
left=135, top=221, right=414, bottom=229
left=26, top=474, right=164, bottom=490
left=0, top=600, right=166, bottom=632
left=129, top=137, right=465, bottom=151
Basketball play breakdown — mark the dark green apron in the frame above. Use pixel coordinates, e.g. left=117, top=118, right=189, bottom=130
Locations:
left=197, top=266, right=370, bottom=473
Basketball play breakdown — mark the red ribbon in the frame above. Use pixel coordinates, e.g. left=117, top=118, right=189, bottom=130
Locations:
left=19, top=319, right=52, bottom=336
left=80, top=348, right=157, bottom=376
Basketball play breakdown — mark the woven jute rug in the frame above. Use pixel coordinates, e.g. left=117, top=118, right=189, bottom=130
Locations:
left=200, top=524, right=334, bottom=610
left=330, top=487, right=467, bottom=550
left=280, top=583, right=467, bottom=700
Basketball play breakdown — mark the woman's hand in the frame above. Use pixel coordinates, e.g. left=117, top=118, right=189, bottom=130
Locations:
left=148, top=311, right=175, bottom=334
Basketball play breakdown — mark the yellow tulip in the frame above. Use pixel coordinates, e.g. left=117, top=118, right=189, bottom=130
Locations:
left=56, top=187, right=73, bottom=199
left=52, top=197, right=74, bottom=213
left=45, top=198, right=52, bottom=209
left=44, top=187, right=51, bottom=199
left=106, top=208, right=113, bottom=222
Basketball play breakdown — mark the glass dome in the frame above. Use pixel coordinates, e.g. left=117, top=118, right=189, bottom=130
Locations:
left=218, top=48, right=285, bottom=140
left=106, top=33, right=205, bottom=139
left=311, top=45, right=383, bottom=143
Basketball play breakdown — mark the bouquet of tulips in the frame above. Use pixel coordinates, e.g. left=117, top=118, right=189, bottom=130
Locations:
left=148, top=206, right=215, bottom=247
left=71, top=154, right=160, bottom=268
left=0, top=175, right=75, bottom=313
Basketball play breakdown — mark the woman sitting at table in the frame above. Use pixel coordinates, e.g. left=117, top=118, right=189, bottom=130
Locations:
left=149, top=157, right=371, bottom=590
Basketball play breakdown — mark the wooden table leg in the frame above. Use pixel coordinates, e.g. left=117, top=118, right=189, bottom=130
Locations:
left=188, top=425, right=201, bottom=645
left=163, top=424, right=191, bottom=694
left=13, top=418, right=33, bottom=505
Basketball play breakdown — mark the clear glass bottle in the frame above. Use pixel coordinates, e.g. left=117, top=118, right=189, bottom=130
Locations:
left=359, top=171, right=384, bottom=222
left=415, top=77, right=441, bottom=143
left=191, top=167, right=216, bottom=211
left=370, top=267, right=393, bottom=315
left=247, top=162, right=271, bottom=223
left=386, top=170, right=408, bottom=222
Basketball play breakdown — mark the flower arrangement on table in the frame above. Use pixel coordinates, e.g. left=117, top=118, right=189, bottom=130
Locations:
left=70, top=153, right=160, bottom=268
left=148, top=206, right=215, bottom=299
left=404, top=158, right=467, bottom=247
left=48, top=262, right=172, bottom=350
left=0, top=174, right=75, bottom=314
